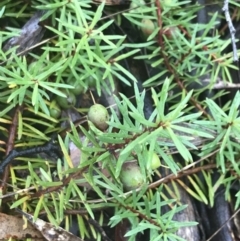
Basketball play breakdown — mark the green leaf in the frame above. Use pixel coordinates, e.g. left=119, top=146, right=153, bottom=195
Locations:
left=11, top=196, right=30, bottom=209
left=166, top=127, right=192, bottom=162
left=120, top=132, right=149, bottom=156
left=58, top=135, right=73, bottom=168
left=34, top=196, right=44, bottom=221
left=89, top=1, right=104, bottom=29
left=0, top=6, right=5, bottom=18
left=167, top=90, right=193, bottom=121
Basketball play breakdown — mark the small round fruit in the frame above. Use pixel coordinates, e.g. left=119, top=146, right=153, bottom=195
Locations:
left=88, top=104, right=109, bottom=131
left=120, top=161, right=144, bottom=191
left=86, top=75, right=96, bottom=88
left=68, top=80, right=84, bottom=95
left=141, top=18, right=155, bottom=38
left=150, top=152, right=161, bottom=170
left=49, top=101, right=61, bottom=119
left=56, top=90, right=76, bottom=109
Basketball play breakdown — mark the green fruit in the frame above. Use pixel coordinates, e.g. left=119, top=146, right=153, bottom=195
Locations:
left=88, top=104, right=109, bottom=131
left=141, top=18, right=155, bottom=38
left=49, top=101, right=61, bottom=119
left=120, top=161, right=144, bottom=191
left=86, top=75, right=96, bottom=88
left=56, top=90, right=76, bottom=109
left=150, top=153, right=161, bottom=170
left=68, top=80, right=84, bottom=95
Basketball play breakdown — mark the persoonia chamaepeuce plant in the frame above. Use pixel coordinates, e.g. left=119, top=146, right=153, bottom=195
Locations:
left=0, top=0, right=240, bottom=240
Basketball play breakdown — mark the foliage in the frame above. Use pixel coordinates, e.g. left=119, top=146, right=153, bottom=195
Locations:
left=0, top=0, right=240, bottom=241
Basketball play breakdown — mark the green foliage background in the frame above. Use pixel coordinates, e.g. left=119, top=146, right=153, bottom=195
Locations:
left=0, top=0, right=240, bottom=240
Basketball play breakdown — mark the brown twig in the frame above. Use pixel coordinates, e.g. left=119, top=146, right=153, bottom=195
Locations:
left=0, top=105, right=23, bottom=194
left=155, top=1, right=213, bottom=119
left=30, top=166, right=88, bottom=198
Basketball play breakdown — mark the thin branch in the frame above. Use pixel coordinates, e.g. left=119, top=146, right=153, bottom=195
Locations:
left=222, top=0, right=238, bottom=62
left=0, top=106, right=23, bottom=194
left=203, top=78, right=240, bottom=89
left=206, top=207, right=240, bottom=241
left=0, top=138, right=60, bottom=174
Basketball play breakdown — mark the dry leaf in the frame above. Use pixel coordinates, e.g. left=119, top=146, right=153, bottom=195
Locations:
left=0, top=212, right=44, bottom=241
left=18, top=210, right=84, bottom=241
